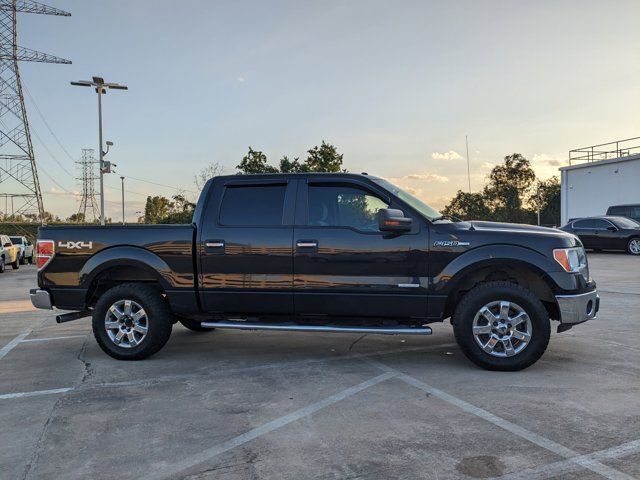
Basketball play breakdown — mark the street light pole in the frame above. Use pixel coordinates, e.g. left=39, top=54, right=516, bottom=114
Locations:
left=120, top=176, right=125, bottom=225
left=71, top=76, right=128, bottom=226
left=97, top=88, right=105, bottom=225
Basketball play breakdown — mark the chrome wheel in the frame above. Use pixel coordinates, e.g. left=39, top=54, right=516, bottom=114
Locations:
left=472, top=300, right=533, bottom=357
left=629, top=239, right=640, bottom=255
left=104, top=299, right=148, bottom=348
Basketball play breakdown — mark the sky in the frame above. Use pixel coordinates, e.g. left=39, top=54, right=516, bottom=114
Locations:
left=11, top=0, right=640, bottom=220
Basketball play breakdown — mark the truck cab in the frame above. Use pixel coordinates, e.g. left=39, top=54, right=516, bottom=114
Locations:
left=30, top=173, right=599, bottom=370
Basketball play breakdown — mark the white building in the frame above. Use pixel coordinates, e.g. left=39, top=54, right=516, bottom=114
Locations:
left=560, top=140, right=640, bottom=225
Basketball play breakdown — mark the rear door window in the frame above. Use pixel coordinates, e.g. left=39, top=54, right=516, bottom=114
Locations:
left=573, top=219, right=594, bottom=229
left=219, top=184, right=287, bottom=226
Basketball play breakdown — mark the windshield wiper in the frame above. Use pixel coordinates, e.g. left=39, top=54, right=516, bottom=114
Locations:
left=432, top=214, right=461, bottom=222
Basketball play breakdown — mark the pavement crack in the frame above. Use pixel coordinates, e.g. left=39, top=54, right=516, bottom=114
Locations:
left=76, top=334, right=95, bottom=384
left=21, top=333, right=92, bottom=479
left=348, top=334, right=367, bottom=351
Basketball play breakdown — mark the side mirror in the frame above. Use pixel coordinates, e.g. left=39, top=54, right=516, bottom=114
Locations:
left=607, top=226, right=617, bottom=232
left=378, top=208, right=412, bottom=232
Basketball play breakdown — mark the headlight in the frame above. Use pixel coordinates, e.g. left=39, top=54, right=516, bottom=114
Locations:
left=553, top=247, right=589, bottom=281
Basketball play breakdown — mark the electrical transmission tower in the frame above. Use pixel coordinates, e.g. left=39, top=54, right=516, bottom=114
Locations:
left=0, top=0, right=70, bottom=221
left=76, top=148, right=98, bottom=223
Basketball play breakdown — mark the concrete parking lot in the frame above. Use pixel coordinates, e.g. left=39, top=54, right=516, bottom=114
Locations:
left=1, top=254, right=638, bottom=480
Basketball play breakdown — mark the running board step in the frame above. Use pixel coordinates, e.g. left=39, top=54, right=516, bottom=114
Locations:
left=199, top=321, right=432, bottom=335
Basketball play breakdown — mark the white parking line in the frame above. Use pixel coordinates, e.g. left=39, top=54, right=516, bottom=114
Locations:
left=362, top=357, right=635, bottom=480
left=21, top=335, right=87, bottom=343
left=143, top=372, right=396, bottom=480
left=0, top=387, right=74, bottom=400
left=0, top=342, right=457, bottom=401
left=491, top=438, right=640, bottom=480
left=0, top=331, right=31, bottom=360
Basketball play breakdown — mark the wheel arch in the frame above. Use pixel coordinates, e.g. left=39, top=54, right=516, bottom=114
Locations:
left=81, top=246, right=172, bottom=308
left=439, top=247, right=561, bottom=321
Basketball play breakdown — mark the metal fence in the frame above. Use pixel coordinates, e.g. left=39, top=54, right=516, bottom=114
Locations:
left=569, top=136, right=640, bottom=165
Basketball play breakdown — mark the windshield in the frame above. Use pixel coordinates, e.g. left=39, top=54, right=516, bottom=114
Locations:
left=611, top=217, right=640, bottom=229
left=10, top=237, right=21, bottom=245
left=371, top=178, right=441, bottom=221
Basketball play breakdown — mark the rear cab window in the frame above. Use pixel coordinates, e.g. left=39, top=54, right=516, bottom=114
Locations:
left=219, top=184, right=287, bottom=226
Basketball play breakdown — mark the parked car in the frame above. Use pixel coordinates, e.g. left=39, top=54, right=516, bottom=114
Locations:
left=30, top=173, right=599, bottom=371
left=0, top=234, right=20, bottom=271
left=606, top=204, right=640, bottom=223
left=10, top=236, right=34, bottom=265
left=559, top=216, right=640, bottom=255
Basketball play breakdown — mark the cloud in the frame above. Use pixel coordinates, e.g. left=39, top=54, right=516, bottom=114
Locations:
left=237, top=75, right=246, bottom=82
left=431, top=150, right=463, bottom=161
left=404, top=186, right=423, bottom=196
left=532, top=154, right=566, bottom=167
left=406, top=173, right=449, bottom=183
left=48, top=187, right=80, bottom=196
left=480, top=162, right=495, bottom=171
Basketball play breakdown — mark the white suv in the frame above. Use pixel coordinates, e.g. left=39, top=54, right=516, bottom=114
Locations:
left=10, top=236, right=34, bottom=265
left=0, top=234, right=19, bottom=272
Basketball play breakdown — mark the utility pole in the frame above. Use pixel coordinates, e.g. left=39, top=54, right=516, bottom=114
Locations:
left=0, top=1, right=71, bottom=222
left=465, top=135, right=471, bottom=192
left=120, top=176, right=125, bottom=224
left=71, top=76, right=127, bottom=225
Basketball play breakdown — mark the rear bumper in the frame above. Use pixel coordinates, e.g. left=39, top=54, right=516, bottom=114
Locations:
left=30, top=289, right=52, bottom=310
left=555, top=289, right=599, bottom=325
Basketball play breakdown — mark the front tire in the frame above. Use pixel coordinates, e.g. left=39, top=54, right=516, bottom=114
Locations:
left=19, top=253, right=26, bottom=265
left=453, top=281, right=550, bottom=371
left=92, top=283, right=173, bottom=360
left=628, top=238, right=640, bottom=255
left=11, top=258, right=19, bottom=269
left=0, top=257, right=5, bottom=273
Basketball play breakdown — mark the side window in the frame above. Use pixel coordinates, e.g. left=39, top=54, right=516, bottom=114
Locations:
left=573, top=219, right=594, bottom=229
left=219, top=184, right=286, bottom=226
left=593, top=219, right=611, bottom=230
left=308, top=184, right=389, bottom=232
left=608, top=206, right=625, bottom=216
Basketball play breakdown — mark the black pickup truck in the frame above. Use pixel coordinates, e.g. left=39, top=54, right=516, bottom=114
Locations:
left=30, top=173, right=599, bottom=370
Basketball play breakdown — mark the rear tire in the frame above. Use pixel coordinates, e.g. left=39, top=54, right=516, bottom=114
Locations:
left=453, top=281, right=550, bottom=371
left=628, top=238, right=640, bottom=255
left=19, top=254, right=25, bottom=265
left=92, top=283, right=173, bottom=360
left=0, top=258, right=5, bottom=273
left=179, top=318, right=212, bottom=332
left=11, top=259, right=19, bottom=270
left=27, top=255, right=33, bottom=264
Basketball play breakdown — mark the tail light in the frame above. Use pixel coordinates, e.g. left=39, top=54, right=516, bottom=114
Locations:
left=36, top=239, right=55, bottom=270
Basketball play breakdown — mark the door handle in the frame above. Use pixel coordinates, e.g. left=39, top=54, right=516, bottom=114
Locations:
left=205, top=240, right=225, bottom=253
left=296, top=241, right=318, bottom=248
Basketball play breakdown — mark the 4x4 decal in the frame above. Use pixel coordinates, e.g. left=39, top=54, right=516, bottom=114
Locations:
left=58, top=241, right=93, bottom=250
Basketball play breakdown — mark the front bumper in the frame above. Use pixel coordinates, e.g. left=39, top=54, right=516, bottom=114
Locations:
left=30, top=289, right=52, bottom=310
left=555, top=289, right=599, bottom=325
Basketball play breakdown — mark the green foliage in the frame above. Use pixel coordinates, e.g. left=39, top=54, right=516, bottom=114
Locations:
left=236, top=147, right=279, bottom=174
left=143, top=194, right=195, bottom=224
left=483, top=154, right=536, bottom=223
left=529, top=176, right=561, bottom=226
left=236, top=141, right=345, bottom=174
left=442, top=191, right=492, bottom=221
left=442, top=154, right=561, bottom=226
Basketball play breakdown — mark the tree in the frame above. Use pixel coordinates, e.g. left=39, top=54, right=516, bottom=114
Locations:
left=529, top=176, right=561, bottom=226
left=236, top=147, right=278, bottom=174
left=194, top=162, right=224, bottom=191
left=160, top=194, right=196, bottom=224
left=442, top=191, right=492, bottom=220
left=66, top=212, right=85, bottom=223
left=236, top=142, right=345, bottom=174
left=483, top=153, right=536, bottom=223
left=305, top=141, right=344, bottom=172
left=144, top=196, right=172, bottom=224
